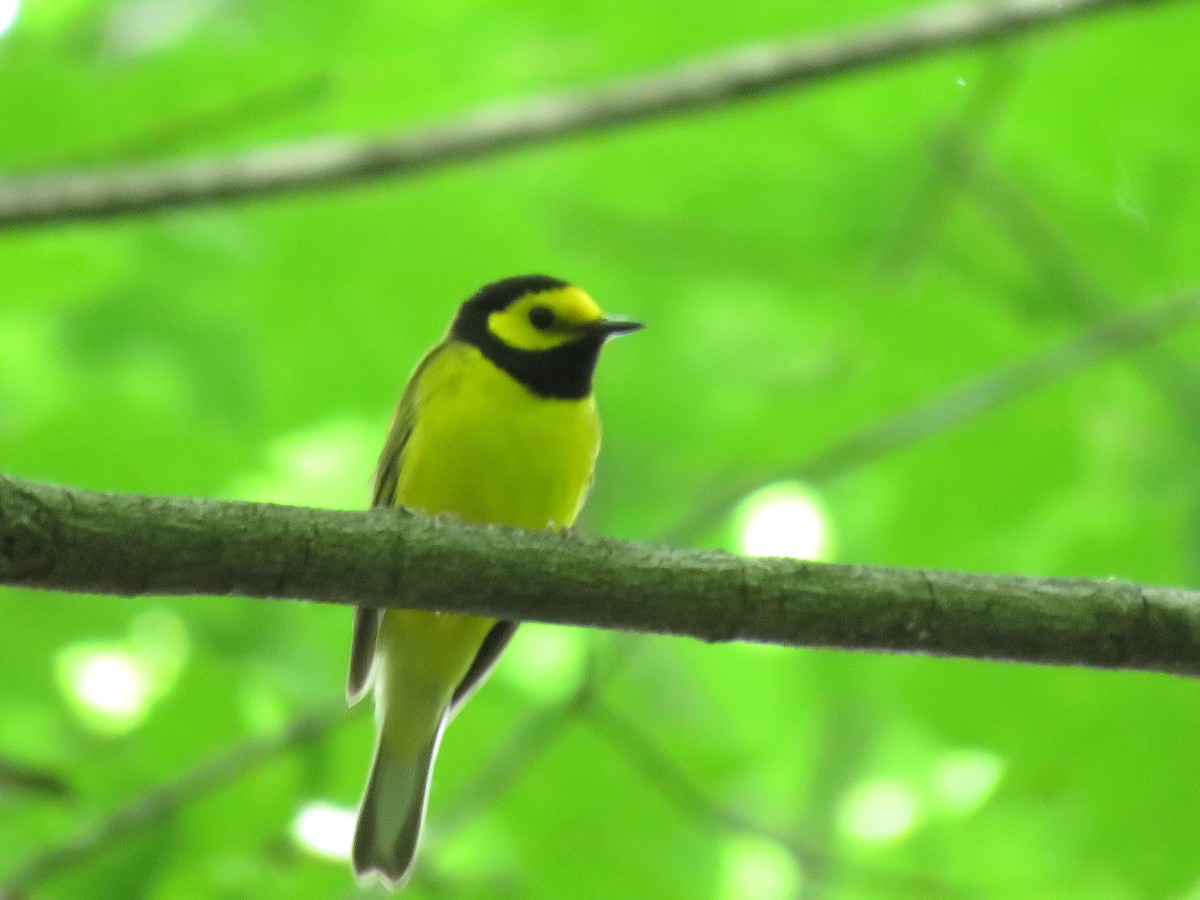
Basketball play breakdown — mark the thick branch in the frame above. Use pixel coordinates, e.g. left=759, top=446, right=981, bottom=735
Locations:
left=0, top=0, right=1179, bottom=230
left=2, top=473, right=1200, bottom=679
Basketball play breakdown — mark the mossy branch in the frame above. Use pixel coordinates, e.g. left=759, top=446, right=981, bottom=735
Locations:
left=3, top=473, right=1200, bottom=679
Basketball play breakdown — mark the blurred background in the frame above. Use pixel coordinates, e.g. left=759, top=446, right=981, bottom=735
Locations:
left=2, top=0, right=1200, bottom=897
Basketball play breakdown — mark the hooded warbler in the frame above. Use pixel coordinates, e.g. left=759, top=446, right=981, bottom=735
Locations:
left=348, top=275, right=641, bottom=886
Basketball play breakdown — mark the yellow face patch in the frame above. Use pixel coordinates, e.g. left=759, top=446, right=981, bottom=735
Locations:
left=487, top=286, right=605, bottom=352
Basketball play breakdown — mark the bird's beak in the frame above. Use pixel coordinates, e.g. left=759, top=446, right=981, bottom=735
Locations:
left=583, top=317, right=644, bottom=337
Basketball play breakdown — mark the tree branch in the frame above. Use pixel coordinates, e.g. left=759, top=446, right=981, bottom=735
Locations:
left=3, top=466, right=1200, bottom=679
left=957, top=150, right=1200, bottom=424
left=0, top=700, right=347, bottom=894
left=0, top=757, right=73, bottom=803
left=0, top=0, right=1180, bottom=230
left=658, top=290, right=1200, bottom=545
left=585, top=699, right=967, bottom=898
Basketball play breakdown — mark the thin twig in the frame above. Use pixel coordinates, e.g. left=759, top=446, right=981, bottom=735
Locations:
left=436, top=691, right=587, bottom=835
left=436, top=637, right=638, bottom=834
left=658, top=290, right=1200, bottom=546
left=958, top=150, right=1200, bottom=424
left=0, top=756, right=73, bottom=803
left=585, top=699, right=971, bottom=898
left=0, top=0, right=1180, bottom=230
left=876, top=52, right=1022, bottom=278
left=67, top=76, right=332, bottom=169
left=586, top=698, right=820, bottom=862
left=0, top=700, right=348, bottom=894
left=796, top=702, right=875, bottom=900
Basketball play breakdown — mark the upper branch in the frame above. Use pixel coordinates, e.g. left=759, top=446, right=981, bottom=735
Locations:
left=0, top=0, right=1178, bottom=230
left=2, top=473, right=1200, bottom=679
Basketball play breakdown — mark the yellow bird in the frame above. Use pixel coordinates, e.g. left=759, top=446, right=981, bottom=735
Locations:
left=347, top=275, right=641, bottom=885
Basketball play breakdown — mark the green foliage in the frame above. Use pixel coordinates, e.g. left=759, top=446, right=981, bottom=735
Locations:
left=2, top=0, right=1200, bottom=897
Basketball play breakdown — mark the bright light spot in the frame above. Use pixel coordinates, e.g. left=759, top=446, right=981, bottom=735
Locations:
left=720, top=835, right=803, bottom=900
left=930, top=749, right=1004, bottom=817
left=1178, top=875, right=1200, bottom=900
left=55, top=608, right=190, bottom=736
left=56, top=646, right=152, bottom=734
left=103, top=0, right=221, bottom=56
left=292, top=801, right=356, bottom=861
left=73, top=651, right=147, bottom=716
left=838, top=779, right=922, bottom=845
left=955, top=75, right=967, bottom=87
left=435, top=819, right=513, bottom=880
left=127, top=608, right=190, bottom=687
left=0, top=0, right=19, bottom=37
left=0, top=313, right=72, bottom=430
left=224, top=416, right=379, bottom=508
left=733, top=482, right=832, bottom=561
left=498, top=625, right=587, bottom=703
left=239, top=682, right=288, bottom=736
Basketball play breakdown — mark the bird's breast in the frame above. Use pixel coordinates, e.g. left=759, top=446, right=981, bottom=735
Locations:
left=394, top=343, right=601, bottom=530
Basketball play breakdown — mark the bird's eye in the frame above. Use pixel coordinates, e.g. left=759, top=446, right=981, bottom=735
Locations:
left=528, top=306, right=555, bottom=331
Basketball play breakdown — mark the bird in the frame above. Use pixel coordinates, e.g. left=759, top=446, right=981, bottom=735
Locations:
left=347, top=275, right=641, bottom=887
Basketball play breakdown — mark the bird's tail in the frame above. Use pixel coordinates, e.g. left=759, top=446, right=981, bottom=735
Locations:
left=352, top=712, right=446, bottom=888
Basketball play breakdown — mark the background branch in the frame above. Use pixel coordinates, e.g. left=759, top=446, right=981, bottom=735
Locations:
left=63, top=76, right=332, bottom=170
left=0, top=0, right=1177, bottom=230
left=585, top=699, right=966, bottom=898
left=958, top=151, right=1200, bottom=423
left=0, top=758, right=73, bottom=804
left=0, top=701, right=348, bottom=895
left=3, top=466, right=1200, bottom=678
left=659, top=290, right=1200, bottom=545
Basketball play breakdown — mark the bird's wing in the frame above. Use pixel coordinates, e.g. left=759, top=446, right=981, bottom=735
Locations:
left=347, top=339, right=522, bottom=708
left=346, top=345, right=440, bottom=704
left=450, top=620, right=519, bottom=713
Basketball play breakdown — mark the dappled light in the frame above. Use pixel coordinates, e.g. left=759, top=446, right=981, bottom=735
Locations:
left=719, top=835, right=803, bottom=900
left=292, top=800, right=356, bottom=862
left=53, top=609, right=190, bottom=736
left=496, top=624, right=589, bottom=704
left=929, top=748, right=1005, bottom=818
left=733, top=481, right=833, bottom=561
left=223, top=416, right=382, bottom=508
left=2, top=0, right=1199, bottom=896
left=56, top=646, right=152, bottom=734
left=837, top=780, right=922, bottom=846
left=0, top=0, right=18, bottom=38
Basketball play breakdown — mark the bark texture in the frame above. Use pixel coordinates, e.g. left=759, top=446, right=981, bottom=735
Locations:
left=3, top=474, right=1199, bottom=677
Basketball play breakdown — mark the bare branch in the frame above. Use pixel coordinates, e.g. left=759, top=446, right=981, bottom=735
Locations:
left=0, top=701, right=347, bottom=894
left=0, top=0, right=1180, bottom=230
left=4, top=428, right=1200, bottom=679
